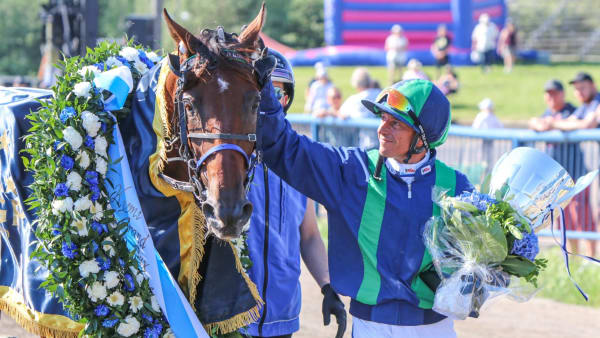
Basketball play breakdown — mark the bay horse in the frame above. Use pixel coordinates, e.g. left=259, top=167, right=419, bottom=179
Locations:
left=159, top=5, right=274, bottom=240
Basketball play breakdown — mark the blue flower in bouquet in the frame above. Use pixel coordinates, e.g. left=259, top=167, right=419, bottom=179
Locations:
left=96, top=256, right=111, bottom=271
left=85, top=135, right=95, bottom=149
left=59, top=107, right=76, bottom=123
left=124, top=273, right=135, bottom=291
left=457, top=191, right=497, bottom=211
left=92, top=221, right=107, bottom=235
left=54, top=183, right=69, bottom=197
left=102, top=318, right=119, bottom=328
left=85, top=171, right=99, bottom=186
left=61, top=242, right=77, bottom=259
left=511, top=231, right=540, bottom=262
left=95, top=304, right=109, bottom=317
left=52, top=224, right=61, bottom=236
left=60, top=155, right=74, bottom=170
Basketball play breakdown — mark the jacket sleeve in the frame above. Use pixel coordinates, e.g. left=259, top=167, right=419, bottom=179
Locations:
left=454, top=170, right=475, bottom=195
left=258, top=82, right=370, bottom=210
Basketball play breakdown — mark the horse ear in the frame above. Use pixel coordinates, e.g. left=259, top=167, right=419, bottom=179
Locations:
left=238, top=2, right=266, bottom=48
left=163, top=8, right=198, bottom=57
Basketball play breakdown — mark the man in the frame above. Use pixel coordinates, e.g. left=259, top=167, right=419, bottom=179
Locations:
left=339, top=67, right=380, bottom=120
left=385, top=24, right=408, bottom=84
left=550, top=72, right=600, bottom=130
left=471, top=13, right=498, bottom=73
left=258, top=78, right=474, bottom=337
left=245, top=48, right=346, bottom=338
left=431, top=24, right=452, bottom=77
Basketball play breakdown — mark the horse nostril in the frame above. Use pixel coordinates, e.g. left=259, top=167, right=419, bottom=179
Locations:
left=202, top=202, right=216, bottom=221
left=240, top=201, right=253, bottom=224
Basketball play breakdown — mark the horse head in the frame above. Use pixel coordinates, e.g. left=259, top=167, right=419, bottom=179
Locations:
left=162, top=5, right=272, bottom=240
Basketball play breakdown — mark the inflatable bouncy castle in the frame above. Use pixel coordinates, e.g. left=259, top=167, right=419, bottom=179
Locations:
left=289, top=0, right=509, bottom=66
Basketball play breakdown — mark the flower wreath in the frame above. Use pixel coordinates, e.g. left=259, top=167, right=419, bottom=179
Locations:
left=23, top=41, right=172, bottom=337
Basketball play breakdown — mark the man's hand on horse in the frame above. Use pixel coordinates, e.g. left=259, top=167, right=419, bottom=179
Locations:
left=321, top=283, right=347, bottom=338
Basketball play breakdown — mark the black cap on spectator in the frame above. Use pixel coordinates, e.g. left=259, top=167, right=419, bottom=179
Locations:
left=544, top=79, right=564, bottom=92
left=569, top=72, right=594, bottom=84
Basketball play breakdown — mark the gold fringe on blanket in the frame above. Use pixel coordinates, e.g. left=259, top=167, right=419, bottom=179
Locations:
left=0, top=286, right=83, bottom=338
left=150, top=61, right=263, bottom=334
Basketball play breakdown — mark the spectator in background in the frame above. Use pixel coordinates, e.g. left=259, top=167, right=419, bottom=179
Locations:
left=402, top=59, right=429, bottom=81
left=305, top=62, right=334, bottom=115
left=385, top=24, right=408, bottom=84
left=314, top=86, right=343, bottom=119
left=339, top=67, right=380, bottom=119
left=528, top=79, right=593, bottom=255
left=498, top=19, right=517, bottom=73
left=434, top=65, right=460, bottom=96
left=430, top=24, right=452, bottom=78
left=472, top=98, right=503, bottom=129
left=471, top=13, right=499, bottom=73
left=550, top=72, right=600, bottom=130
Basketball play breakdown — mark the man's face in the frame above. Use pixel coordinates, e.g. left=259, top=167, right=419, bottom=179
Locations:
left=326, top=88, right=342, bottom=110
left=273, top=81, right=289, bottom=108
left=544, top=90, right=565, bottom=111
left=377, top=112, right=417, bottom=161
left=572, top=80, right=596, bottom=104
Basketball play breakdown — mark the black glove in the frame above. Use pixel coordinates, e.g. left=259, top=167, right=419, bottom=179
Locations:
left=321, top=284, right=346, bottom=338
left=258, top=79, right=282, bottom=114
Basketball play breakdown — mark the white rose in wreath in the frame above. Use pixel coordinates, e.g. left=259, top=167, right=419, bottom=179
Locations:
left=104, top=270, right=120, bottom=289
left=77, top=150, right=90, bottom=169
left=94, top=135, right=108, bottom=157
left=96, top=156, right=108, bottom=176
left=133, top=59, right=148, bottom=74
left=66, top=171, right=82, bottom=191
left=73, top=81, right=92, bottom=98
left=51, top=197, right=73, bottom=215
left=103, top=236, right=116, bottom=257
left=119, top=47, right=139, bottom=62
left=63, top=127, right=83, bottom=151
left=87, top=281, right=107, bottom=302
left=77, top=66, right=101, bottom=78
left=81, top=111, right=101, bottom=137
left=117, top=315, right=140, bottom=337
left=74, top=195, right=92, bottom=211
left=146, top=51, right=161, bottom=63
left=79, top=259, right=100, bottom=278
left=106, top=56, right=124, bottom=69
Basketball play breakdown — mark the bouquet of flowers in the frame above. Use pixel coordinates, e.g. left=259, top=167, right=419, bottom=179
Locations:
left=424, top=147, right=598, bottom=320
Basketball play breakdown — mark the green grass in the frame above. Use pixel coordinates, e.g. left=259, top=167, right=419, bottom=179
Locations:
left=288, top=64, right=600, bottom=124
left=317, top=217, right=600, bottom=307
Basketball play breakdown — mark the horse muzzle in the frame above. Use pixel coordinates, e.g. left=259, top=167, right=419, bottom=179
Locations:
left=202, top=198, right=253, bottom=239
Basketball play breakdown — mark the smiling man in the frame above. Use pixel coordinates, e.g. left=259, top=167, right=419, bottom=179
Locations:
left=258, top=79, right=473, bottom=337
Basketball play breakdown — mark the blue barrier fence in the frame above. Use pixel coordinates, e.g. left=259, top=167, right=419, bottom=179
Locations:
left=286, top=114, right=600, bottom=241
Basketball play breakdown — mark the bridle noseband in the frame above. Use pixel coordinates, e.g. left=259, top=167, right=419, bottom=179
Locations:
left=161, top=35, right=274, bottom=203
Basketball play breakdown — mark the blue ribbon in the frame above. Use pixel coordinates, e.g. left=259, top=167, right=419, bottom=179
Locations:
left=550, top=207, right=600, bottom=301
left=93, top=67, right=132, bottom=111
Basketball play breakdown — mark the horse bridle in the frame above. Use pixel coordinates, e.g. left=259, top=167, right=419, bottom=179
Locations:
left=160, top=32, right=275, bottom=203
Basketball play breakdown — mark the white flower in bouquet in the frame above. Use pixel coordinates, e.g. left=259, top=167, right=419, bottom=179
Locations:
left=151, top=295, right=160, bottom=312
left=107, top=290, right=125, bottom=306
left=103, top=237, right=116, bottom=257
left=104, top=270, right=120, bottom=289
left=81, top=111, right=101, bottom=137
left=146, top=51, right=161, bottom=63
left=163, top=328, right=175, bottom=338
left=119, top=47, right=140, bottom=62
left=63, top=127, right=83, bottom=150
left=72, top=218, right=88, bottom=237
left=77, top=150, right=90, bottom=169
left=79, top=259, right=100, bottom=278
left=87, top=281, right=107, bottom=302
left=128, top=295, right=143, bottom=313
left=66, top=171, right=82, bottom=191
left=74, top=195, right=92, bottom=211
left=77, top=66, right=101, bottom=77
left=94, top=136, right=108, bottom=157
left=73, top=81, right=92, bottom=98
left=117, top=316, right=140, bottom=337
left=133, top=59, right=148, bottom=74
left=91, top=202, right=104, bottom=221
left=106, top=56, right=124, bottom=69
left=51, top=197, right=73, bottom=215
left=96, top=156, right=107, bottom=176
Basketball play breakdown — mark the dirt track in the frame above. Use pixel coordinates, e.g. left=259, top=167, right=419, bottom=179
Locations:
left=3, top=264, right=600, bottom=337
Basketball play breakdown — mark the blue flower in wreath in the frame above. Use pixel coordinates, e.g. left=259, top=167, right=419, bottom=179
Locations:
left=511, top=231, right=540, bottom=262
left=144, top=323, right=163, bottom=338
left=115, top=56, right=130, bottom=67
left=85, top=135, right=95, bottom=149
left=91, top=221, right=107, bottom=235
left=60, top=155, right=74, bottom=170
left=90, top=184, right=101, bottom=202
left=61, top=241, right=78, bottom=259
left=142, top=313, right=153, bottom=323
left=94, top=62, right=105, bottom=71
left=138, top=50, right=155, bottom=69
left=52, top=224, right=61, bottom=236
left=54, top=183, right=69, bottom=197
left=102, top=317, right=119, bottom=328
left=124, top=273, right=135, bottom=291
left=119, top=258, right=125, bottom=267
left=101, top=122, right=107, bottom=133
left=85, top=171, right=99, bottom=186
left=94, top=304, right=109, bottom=317
left=59, top=107, right=77, bottom=123
left=91, top=240, right=99, bottom=254
left=96, top=256, right=111, bottom=271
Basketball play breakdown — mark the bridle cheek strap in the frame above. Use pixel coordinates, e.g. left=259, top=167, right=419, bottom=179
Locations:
left=196, top=143, right=250, bottom=169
